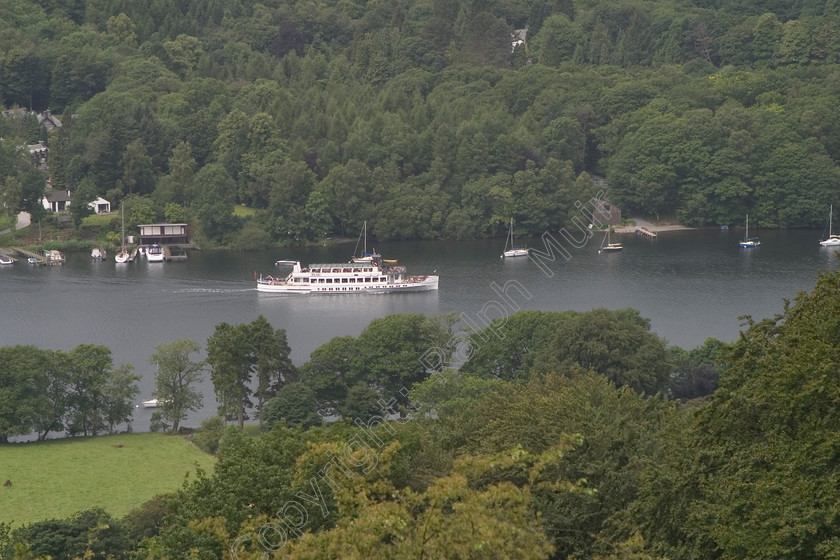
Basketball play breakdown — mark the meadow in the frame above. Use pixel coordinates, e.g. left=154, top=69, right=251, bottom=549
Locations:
left=0, top=433, right=215, bottom=527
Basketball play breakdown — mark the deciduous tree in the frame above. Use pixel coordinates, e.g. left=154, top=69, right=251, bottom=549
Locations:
left=150, top=339, right=205, bottom=434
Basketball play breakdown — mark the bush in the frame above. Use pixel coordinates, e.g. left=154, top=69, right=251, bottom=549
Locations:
left=122, top=493, right=178, bottom=543
left=192, top=416, right=226, bottom=454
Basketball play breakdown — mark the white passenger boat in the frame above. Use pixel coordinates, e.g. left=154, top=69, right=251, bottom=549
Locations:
left=257, top=258, right=439, bottom=294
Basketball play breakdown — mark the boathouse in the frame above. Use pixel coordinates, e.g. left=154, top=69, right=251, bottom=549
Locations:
left=138, top=223, right=188, bottom=245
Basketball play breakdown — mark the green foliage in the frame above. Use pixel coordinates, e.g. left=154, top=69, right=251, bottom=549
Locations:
left=4, top=0, right=840, bottom=243
left=463, top=309, right=673, bottom=395
left=206, top=316, right=295, bottom=427
left=122, top=493, right=178, bottom=544
left=0, top=343, right=139, bottom=440
left=353, top=312, right=455, bottom=405
left=262, top=382, right=322, bottom=430
left=192, top=415, right=226, bottom=455
left=12, top=508, right=131, bottom=560
left=335, top=383, right=382, bottom=421
left=668, top=337, right=730, bottom=401
left=150, top=339, right=205, bottom=434
left=461, top=310, right=573, bottom=382
left=683, top=270, right=840, bottom=559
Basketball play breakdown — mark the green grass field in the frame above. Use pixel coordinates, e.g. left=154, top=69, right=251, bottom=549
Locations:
left=233, top=204, right=257, bottom=217
left=0, top=433, right=215, bottom=527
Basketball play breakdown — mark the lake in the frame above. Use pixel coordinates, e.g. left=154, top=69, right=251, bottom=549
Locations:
left=1, top=226, right=836, bottom=430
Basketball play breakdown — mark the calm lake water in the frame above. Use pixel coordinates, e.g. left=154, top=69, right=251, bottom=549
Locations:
left=1, top=227, right=837, bottom=431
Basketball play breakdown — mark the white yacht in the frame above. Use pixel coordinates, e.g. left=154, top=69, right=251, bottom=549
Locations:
left=147, top=244, right=165, bottom=262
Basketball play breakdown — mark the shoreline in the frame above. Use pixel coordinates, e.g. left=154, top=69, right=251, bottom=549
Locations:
left=613, top=222, right=695, bottom=234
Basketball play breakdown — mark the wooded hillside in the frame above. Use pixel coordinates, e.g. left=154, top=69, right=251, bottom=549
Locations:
left=2, top=0, right=838, bottom=245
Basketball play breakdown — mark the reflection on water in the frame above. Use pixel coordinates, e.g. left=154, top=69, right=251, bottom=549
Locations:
left=1, top=227, right=837, bottom=429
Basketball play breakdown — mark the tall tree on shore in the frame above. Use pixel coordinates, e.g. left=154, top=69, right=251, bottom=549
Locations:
left=206, top=316, right=293, bottom=428
left=150, top=339, right=205, bottom=434
left=250, top=315, right=296, bottom=428
left=206, top=322, right=254, bottom=427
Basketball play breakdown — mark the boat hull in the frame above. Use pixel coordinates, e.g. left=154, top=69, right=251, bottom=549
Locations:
left=820, top=237, right=840, bottom=247
left=502, top=249, right=529, bottom=258
left=257, top=276, right=439, bottom=294
left=147, top=245, right=165, bottom=262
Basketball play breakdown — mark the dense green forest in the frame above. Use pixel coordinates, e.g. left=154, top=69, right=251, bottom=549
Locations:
left=3, top=0, right=840, bottom=247
left=5, top=272, right=840, bottom=559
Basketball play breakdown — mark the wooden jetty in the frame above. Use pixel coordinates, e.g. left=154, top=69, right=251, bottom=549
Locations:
left=635, top=227, right=657, bottom=239
left=9, top=246, right=52, bottom=264
left=164, top=245, right=188, bottom=262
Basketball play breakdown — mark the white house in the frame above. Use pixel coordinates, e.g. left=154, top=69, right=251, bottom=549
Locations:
left=42, top=190, right=72, bottom=213
left=88, top=197, right=111, bottom=214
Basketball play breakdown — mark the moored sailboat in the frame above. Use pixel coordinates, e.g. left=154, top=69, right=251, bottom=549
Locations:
left=600, top=227, right=623, bottom=252
left=115, top=205, right=130, bottom=263
left=351, top=221, right=381, bottom=263
left=820, top=204, right=840, bottom=247
left=501, top=218, right=529, bottom=258
left=739, top=214, right=760, bottom=248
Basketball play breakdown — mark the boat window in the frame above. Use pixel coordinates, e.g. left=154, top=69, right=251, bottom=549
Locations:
left=341, top=278, right=348, bottom=283
left=380, top=277, right=386, bottom=282
left=326, top=278, right=333, bottom=283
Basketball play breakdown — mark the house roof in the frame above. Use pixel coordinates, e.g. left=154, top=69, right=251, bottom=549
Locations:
left=44, top=190, right=72, bottom=202
left=38, top=111, right=62, bottom=129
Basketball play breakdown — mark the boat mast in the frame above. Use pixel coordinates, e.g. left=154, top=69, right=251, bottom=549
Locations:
left=508, top=218, right=514, bottom=250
